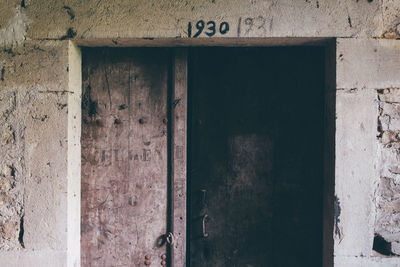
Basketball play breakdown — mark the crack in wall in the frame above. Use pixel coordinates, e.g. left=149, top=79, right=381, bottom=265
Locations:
left=334, top=195, right=343, bottom=241
left=18, top=215, right=24, bottom=248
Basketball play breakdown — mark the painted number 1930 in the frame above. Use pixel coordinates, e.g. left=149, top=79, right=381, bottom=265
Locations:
left=188, top=20, right=230, bottom=38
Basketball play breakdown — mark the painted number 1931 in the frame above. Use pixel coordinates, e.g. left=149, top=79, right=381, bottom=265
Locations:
left=188, top=20, right=230, bottom=38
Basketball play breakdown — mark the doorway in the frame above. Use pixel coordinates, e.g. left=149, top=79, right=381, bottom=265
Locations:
left=188, top=47, right=325, bottom=267
left=81, top=45, right=329, bottom=267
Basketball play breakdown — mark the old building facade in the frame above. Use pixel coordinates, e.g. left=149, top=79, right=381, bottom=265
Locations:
left=0, top=0, right=400, bottom=266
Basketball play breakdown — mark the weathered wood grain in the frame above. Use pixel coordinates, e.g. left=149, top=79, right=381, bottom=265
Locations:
left=81, top=48, right=169, bottom=267
left=171, top=49, right=188, bottom=267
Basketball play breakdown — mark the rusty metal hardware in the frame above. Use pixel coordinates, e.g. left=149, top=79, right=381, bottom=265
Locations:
left=144, top=255, right=151, bottom=265
left=161, top=260, right=167, bottom=266
left=166, top=232, right=175, bottom=245
left=202, top=214, right=209, bottom=237
left=161, top=254, right=166, bottom=260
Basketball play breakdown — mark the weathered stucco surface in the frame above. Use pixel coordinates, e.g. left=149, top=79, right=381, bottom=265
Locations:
left=25, top=0, right=384, bottom=39
left=0, top=5, right=28, bottom=48
left=337, top=39, right=400, bottom=89
left=334, top=88, right=378, bottom=257
left=334, top=38, right=400, bottom=266
left=376, top=88, right=400, bottom=255
left=0, top=0, right=396, bottom=44
left=0, top=89, right=23, bottom=250
left=0, top=41, right=69, bottom=265
left=0, top=0, right=399, bottom=266
left=382, top=0, right=400, bottom=39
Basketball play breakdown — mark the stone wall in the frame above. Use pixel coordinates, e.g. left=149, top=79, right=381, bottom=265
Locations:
left=334, top=39, right=400, bottom=266
left=0, top=1, right=399, bottom=266
left=376, top=88, right=400, bottom=255
left=0, top=42, right=69, bottom=265
left=1, top=0, right=399, bottom=43
left=0, top=89, right=23, bottom=250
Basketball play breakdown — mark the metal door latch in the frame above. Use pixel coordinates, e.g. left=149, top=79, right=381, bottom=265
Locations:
left=166, top=232, right=175, bottom=245
left=202, top=214, right=209, bottom=237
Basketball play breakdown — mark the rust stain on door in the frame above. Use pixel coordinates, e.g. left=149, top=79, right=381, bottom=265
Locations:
left=81, top=48, right=169, bottom=266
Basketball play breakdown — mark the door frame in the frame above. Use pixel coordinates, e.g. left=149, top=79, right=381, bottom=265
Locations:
left=67, top=38, right=336, bottom=267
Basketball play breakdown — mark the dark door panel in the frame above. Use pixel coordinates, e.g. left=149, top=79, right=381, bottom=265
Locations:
left=188, top=47, right=325, bottom=267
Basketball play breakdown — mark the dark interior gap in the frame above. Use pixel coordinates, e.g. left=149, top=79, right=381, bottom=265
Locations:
left=187, top=46, right=326, bottom=267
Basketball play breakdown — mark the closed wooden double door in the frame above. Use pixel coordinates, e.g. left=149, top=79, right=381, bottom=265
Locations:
left=82, top=47, right=325, bottom=267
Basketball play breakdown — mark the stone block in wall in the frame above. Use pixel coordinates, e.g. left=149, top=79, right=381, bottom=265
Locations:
left=0, top=5, right=28, bottom=49
left=392, top=242, right=400, bottom=255
left=337, top=39, right=400, bottom=89
left=378, top=144, right=400, bottom=181
left=379, top=102, right=400, bottom=131
left=335, top=255, right=400, bottom=267
left=0, top=90, right=23, bottom=250
left=379, top=177, right=400, bottom=201
left=23, top=91, right=68, bottom=251
left=0, top=220, right=19, bottom=242
left=0, top=41, right=68, bottom=89
left=379, top=88, right=400, bottom=103
left=0, top=40, right=69, bottom=262
left=0, top=250, right=67, bottom=267
left=334, top=89, right=378, bottom=257
left=382, top=0, right=400, bottom=39
left=3, top=0, right=382, bottom=41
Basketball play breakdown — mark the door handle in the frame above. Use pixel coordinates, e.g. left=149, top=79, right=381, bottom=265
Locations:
left=166, top=232, right=175, bottom=245
left=202, top=214, right=209, bottom=237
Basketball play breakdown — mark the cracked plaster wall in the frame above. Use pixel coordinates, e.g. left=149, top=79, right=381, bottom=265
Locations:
left=0, top=1, right=399, bottom=267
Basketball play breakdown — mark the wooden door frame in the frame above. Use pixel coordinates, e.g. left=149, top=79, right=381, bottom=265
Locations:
left=169, top=49, right=188, bottom=267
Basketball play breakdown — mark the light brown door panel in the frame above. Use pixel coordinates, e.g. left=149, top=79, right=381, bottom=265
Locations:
left=81, top=48, right=169, bottom=267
